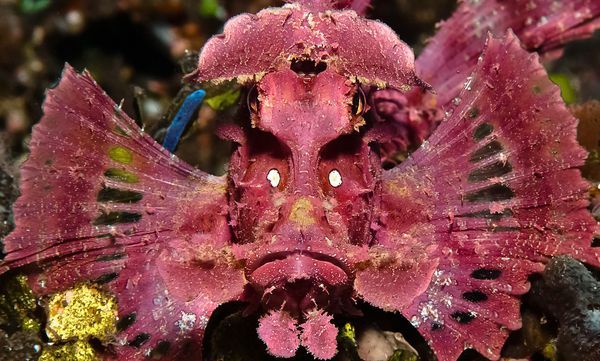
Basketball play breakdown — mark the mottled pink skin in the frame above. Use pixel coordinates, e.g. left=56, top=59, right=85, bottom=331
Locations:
left=417, top=0, right=600, bottom=108
left=295, top=0, right=372, bottom=15
left=0, top=66, right=246, bottom=359
left=365, top=32, right=599, bottom=361
left=192, top=2, right=422, bottom=91
left=1, top=1, right=599, bottom=361
left=229, top=69, right=377, bottom=316
left=300, top=310, right=338, bottom=359
left=257, top=308, right=339, bottom=359
left=368, top=88, right=443, bottom=166
left=332, top=0, right=371, bottom=15
left=257, top=310, right=301, bottom=357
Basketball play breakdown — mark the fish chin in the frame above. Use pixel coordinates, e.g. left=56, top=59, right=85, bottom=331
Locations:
left=250, top=253, right=351, bottom=314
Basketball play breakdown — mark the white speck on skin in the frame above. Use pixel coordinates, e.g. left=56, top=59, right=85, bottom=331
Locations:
left=498, top=153, right=508, bottom=165
left=441, top=295, right=453, bottom=308
left=432, top=270, right=453, bottom=286
left=176, top=312, right=197, bottom=334
left=463, top=76, right=474, bottom=91
left=199, top=315, right=209, bottom=328
left=419, top=302, right=440, bottom=323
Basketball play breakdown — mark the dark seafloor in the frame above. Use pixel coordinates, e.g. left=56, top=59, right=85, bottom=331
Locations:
left=0, top=1, right=599, bottom=361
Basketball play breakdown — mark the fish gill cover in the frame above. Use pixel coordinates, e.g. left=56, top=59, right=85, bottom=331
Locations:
left=0, top=1, right=599, bottom=361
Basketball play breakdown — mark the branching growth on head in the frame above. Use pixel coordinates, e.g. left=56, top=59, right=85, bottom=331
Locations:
left=1, top=1, right=599, bottom=360
left=287, top=0, right=372, bottom=15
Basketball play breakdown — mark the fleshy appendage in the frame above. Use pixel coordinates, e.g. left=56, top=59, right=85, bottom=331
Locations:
left=417, top=0, right=600, bottom=107
left=367, top=88, right=443, bottom=166
left=289, top=0, right=372, bottom=15
left=356, top=32, right=598, bottom=361
left=192, top=2, right=421, bottom=91
left=334, top=0, right=371, bottom=15
left=0, top=65, right=245, bottom=360
left=257, top=309, right=339, bottom=360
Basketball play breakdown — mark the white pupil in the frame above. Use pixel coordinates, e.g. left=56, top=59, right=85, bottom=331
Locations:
left=267, top=168, right=281, bottom=188
left=328, top=169, right=342, bottom=188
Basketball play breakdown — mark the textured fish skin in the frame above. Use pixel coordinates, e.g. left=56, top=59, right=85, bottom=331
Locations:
left=0, top=67, right=246, bottom=359
left=343, top=0, right=600, bottom=167
left=368, top=88, right=443, bottom=167
left=416, top=0, right=600, bottom=107
left=1, top=0, right=599, bottom=360
left=360, top=32, right=598, bottom=361
left=191, top=1, right=421, bottom=90
left=334, top=0, right=371, bottom=15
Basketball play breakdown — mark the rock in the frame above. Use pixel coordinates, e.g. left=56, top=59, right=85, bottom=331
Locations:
left=530, top=256, right=600, bottom=361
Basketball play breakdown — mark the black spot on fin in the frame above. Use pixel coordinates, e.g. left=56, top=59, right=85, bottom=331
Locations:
left=470, top=141, right=503, bottom=163
left=98, top=187, right=143, bottom=203
left=431, top=322, right=444, bottom=331
left=468, top=161, right=513, bottom=182
left=117, top=312, right=137, bottom=332
left=94, top=272, right=118, bottom=284
left=150, top=341, right=171, bottom=359
left=129, top=333, right=150, bottom=348
left=466, top=184, right=514, bottom=203
left=462, top=290, right=488, bottom=303
left=96, top=253, right=126, bottom=262
left=462, top=208, right=513, bottom=220
left=471, top=268, right=502, bottom=280
left=93, top=212, right=142, bottom=226
left=450, top=311, right=476, bottom=324
left=489, top=225, right=520, bottom=232
left=473, top=123, right=493, bottom=140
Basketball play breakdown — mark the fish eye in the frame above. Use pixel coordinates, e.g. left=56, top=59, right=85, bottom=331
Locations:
left=266, top=168, right=281, bottom=188
left=328, top=169, right=342, bottom=188
left=351, top=88, right=366, bottom=116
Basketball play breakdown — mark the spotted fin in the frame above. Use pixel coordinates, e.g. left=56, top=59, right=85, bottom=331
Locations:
left=0, top=65, right=245, bottom=360
left=357, top=32, right=598, bottom=361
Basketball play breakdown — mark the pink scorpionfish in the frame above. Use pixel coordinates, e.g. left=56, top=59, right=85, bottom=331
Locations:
left=1, top=0, right=600, bottom=360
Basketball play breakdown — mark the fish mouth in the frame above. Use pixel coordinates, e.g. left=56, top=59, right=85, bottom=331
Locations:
left=248, top=251, right=351, bottom=289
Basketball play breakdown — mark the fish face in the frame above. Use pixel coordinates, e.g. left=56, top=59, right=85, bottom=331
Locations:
left=227, top=68, right=380, bottom=315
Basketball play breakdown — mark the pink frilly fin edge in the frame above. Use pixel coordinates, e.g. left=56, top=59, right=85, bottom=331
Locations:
left=359, top=30, right=598, bottom=361
left=417, top=0, right=600, bottom=107
left=0, top=64, right=246, bottom=360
